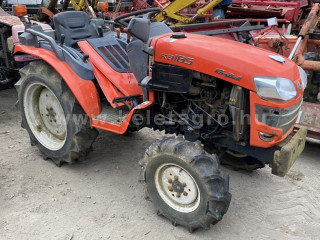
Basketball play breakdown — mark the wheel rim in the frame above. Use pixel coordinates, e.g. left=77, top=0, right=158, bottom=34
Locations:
left=154, top=163, right=200, bottom=213
left=23, top=82, right=67, bottom=151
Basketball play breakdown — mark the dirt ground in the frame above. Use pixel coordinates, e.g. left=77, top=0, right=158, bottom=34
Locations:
left=1, top=88, right=320, bottom=240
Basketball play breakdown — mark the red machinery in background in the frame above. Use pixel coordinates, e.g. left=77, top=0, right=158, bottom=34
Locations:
left=228, top=0, right=307, bottom=22
left=132, top=0, right=171, bottom=10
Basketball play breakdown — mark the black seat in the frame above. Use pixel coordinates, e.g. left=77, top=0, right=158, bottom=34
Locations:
left=53, top=11, right=99, bottom=48
left=126, top=22, right=173, bottom=83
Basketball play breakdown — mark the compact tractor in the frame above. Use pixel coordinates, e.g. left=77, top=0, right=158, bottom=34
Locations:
left=14, top=8, right=307, bottom=232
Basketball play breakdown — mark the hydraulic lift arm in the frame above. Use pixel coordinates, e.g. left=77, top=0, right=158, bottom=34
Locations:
left=155, top=0, right=223, bottom=25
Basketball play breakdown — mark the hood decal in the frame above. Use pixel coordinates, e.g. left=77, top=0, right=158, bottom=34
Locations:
left=215, top=69, right=242, bottom=81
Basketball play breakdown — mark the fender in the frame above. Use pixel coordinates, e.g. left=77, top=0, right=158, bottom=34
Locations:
left=78, top=41, right=142, bottom=97
left=14, top=45, right=101, bottom=117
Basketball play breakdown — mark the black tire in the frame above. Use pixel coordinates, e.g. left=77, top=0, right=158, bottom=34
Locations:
left=140, top=136, right=231, bottom=232
left=16, top=61, right=98, bottom=166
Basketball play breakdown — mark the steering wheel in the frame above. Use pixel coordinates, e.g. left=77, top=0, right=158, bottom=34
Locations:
left=114, top=8, right=161, bottom=27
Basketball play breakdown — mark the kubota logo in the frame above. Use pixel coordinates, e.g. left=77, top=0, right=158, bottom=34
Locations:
left=215, top=69, right=242, bottom=81
left=160, top=53, right=194, bottom=65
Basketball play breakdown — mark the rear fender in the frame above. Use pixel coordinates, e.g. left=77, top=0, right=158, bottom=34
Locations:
left=14, top=45, right=101, bottom=117
left=78, top=41, right=142, bottom=97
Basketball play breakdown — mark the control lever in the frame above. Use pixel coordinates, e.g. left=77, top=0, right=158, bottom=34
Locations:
left=24, top=16, right=31, bottom=24
left=60, top=34, right=65, bottom=47
left=98, top=26, right=103, bottom=37
left=82, top=54, right=89, bottom=62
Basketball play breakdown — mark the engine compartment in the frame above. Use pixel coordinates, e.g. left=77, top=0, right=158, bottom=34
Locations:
left=149, top=70, right=250, bottom=145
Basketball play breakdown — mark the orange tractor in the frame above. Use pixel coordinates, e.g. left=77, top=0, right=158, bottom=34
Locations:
left=14, top=8, right=307, bottom=231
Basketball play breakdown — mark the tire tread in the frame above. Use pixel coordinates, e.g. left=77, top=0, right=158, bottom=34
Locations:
left=17, top=61, right=98, bottom=165
left=140, top=135, right=231, bottom=232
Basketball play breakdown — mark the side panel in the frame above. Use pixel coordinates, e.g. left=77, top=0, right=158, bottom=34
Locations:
left=91, top=65, right=126, bottom=108
left=14, top=45, right=101, bottom=117
left=78, top=41, right=143, bottom=98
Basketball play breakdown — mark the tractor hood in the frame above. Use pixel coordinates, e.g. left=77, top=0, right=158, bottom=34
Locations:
left=152, top=33, right=302, bottom=92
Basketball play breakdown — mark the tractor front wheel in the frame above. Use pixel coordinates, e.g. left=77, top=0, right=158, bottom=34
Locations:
left=140, top=136, right=231, bottom=232
left=16, top=61, right=98, bottom=166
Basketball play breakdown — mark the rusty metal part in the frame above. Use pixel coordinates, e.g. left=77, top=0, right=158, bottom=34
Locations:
left=298, top=4, right=320, bottom=37
left=293, top=39, right=320, bottom=71
left=132, top=0, right=151, bottom=10
left=293, top=38, right=320, bottom=70
left=0, top=8, right=22, bottom=27
left=40, top=7, right=55, bottom=19
left=170, top=20, right=249, bottom=38
left=170, top=19, right=247, bottom=32
left=271, top=127, right=307, bottom=177
left=62, top=0, right=71, bottom=11
left=289, top=4, right=320, bottom=144
left=228, top=6, right=282, bottom=17
left=291, top=4, right=320, bottom=64
left=296, top=102, right=320, bottom=141
left=306, top=39, right=320, bottom=46
left=300, top=58, right=320, bottom=71
left=228, top=1, right=301, bottom=22
left=46, top=0, right=59, bottom=13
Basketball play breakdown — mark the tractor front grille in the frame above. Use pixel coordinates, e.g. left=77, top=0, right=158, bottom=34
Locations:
left=255, top=99, right=303, bottom=135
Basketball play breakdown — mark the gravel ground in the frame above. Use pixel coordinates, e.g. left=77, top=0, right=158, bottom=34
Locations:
left=1, top=89, right=320, bottom=240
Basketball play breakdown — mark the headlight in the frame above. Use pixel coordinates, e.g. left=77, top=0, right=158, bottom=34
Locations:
left=298, top=66, right=307, bottom=90
left=254, top=76, right=297, bottom=101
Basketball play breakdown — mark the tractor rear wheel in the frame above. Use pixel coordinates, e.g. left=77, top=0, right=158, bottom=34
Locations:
left=140, top=136, right=231, bottom=232
left=16, top=61, right=98, bottom=166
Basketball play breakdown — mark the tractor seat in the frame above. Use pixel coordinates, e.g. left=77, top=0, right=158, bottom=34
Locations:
left=126, top=22, right=173, bottom=83
left=53, top=11, right=100, bottom=48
